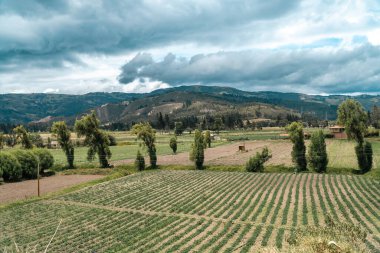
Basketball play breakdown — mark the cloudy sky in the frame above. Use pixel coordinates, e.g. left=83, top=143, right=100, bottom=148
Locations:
left=1, top=0, right=380, bottom=95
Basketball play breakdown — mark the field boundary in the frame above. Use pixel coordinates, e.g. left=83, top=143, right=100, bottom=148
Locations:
left=45, top=199, right=298, bottom=231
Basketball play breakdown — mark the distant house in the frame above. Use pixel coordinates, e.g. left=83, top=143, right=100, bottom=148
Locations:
left=50, top=140, right=60, bottom=149
left=329, top=125, right=347, bottom=139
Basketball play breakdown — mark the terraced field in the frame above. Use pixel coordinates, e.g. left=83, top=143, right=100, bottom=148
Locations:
left=1, top=170, right=379, bottom=252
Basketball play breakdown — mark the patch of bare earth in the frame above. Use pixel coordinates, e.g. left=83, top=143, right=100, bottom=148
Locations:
left=0, top=174, right=104, bottom=204
left=112, top=140, right=293, bottom=166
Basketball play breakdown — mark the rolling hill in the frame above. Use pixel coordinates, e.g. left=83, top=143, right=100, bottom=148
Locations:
left=1, top=85, right=380, bottom=125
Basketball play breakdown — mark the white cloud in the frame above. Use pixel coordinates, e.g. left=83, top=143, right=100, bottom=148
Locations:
left=0, top=0, right=379, bottom=94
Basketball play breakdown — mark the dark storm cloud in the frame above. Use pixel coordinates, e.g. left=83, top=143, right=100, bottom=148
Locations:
left=118, top=44, right=380, bottom=94
left=0, top=0, right=299, bottom=58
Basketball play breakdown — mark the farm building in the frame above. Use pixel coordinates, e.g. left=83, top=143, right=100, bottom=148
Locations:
left=329, top=125, right=347, bottom=139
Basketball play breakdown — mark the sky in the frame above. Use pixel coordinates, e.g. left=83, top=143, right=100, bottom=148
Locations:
left=1, top=0, right=380, bottom=95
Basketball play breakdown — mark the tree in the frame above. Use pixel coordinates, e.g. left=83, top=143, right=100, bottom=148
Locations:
left=157, top=112, right=165, bottom=130
left=170, top=137, right=177, bottom=154
left=338, top=99, right=372, bottom=173
left=51, top=121, right=75, bottom=168
left=190, top=129, right=204, bottom=170
left=174, top=121, right=184, bottom=136
left=132, top=122, right=157, bottom=168
left=355, top=142, right=373, bottom=173
left=308, top=130, right=328, bottom=173
left=337, top=99, right=367, bottom=144
left=47, top=137, right=52, bottom=149
left=30, top=133, right=44, bottom=148
left=75, top=112, right=112, bottom=168
left=246, top=147, right=272, bottom=172
left=0, top=132, right=3, bottom=149
left=5, top=132, right=17, bottom=147
left=135, top=151, right=145, bottom=171
left=214, top=117, right=223, bottom=134
left=371, top=105, right=380, bottom=128
left=13, top=125, right=33, bottom=149
left=204, top=130, right=211, bottom=148
left=286, top=122, right=307, bottom=172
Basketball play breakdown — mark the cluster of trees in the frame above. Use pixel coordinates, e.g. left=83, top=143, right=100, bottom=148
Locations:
left=0, top=149, right=54, bottom=182
left=283, top=99, right=373, bottom=174
left=152, top=112, right=305, bottom=133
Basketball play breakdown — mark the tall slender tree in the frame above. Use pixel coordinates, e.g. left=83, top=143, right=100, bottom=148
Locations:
left=132, top=122, right=157, bottom=168
left=308, top=130, right=328, bottom=173
left=51, top=121, right=75, bottom=168
left=286, top=122, right=307, bottom=172
left=190, top=129, right=205, bottom=170
left=75, top=111, right=111, bottom=168
left=338, top=99, right=372, bottom=173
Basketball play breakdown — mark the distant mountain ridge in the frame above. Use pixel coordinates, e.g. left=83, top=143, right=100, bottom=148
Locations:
left=1, top=85, right=380, bottom=124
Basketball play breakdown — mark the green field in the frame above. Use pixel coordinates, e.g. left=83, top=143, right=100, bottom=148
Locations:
left=1, top=170, right=379, bottom=252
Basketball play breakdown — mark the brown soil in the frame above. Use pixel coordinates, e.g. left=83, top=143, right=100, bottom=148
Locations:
left=0, top=174, right=104, bottom=204
left=112, top=140, right=293, bottom=166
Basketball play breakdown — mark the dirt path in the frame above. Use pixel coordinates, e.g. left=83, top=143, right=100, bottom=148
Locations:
left=112, top=140, right=293, bottom=166
left=0, top=174, right=104, bottom=204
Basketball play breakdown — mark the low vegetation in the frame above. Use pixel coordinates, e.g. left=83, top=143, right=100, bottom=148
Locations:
left=1, top=170, right=378, bottom=252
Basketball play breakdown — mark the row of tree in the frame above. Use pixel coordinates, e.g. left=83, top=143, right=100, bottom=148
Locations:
left=284, top=99, right=373, bottom=174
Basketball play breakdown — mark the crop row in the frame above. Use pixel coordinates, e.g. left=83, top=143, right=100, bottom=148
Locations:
left=1, top=170, right=379, bottom=251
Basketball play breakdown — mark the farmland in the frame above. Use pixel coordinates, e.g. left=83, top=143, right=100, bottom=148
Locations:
left=1, top=170, right=379, bottom=252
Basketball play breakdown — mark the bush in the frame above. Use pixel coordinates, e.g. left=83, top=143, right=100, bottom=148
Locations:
left=323, top=133, right=334, bottom=139
left=246, top=147, right=272, bottom=172
left=365, top=127, right=379, bottom=137
left=108, top=134, right=117, bottom=146
left=135, top=151, right=145, bottom=171
left=308, top=130, right=328, bottom=173
left=32, top=149, right=54, bottom=174
left=355, top=141, right=373, bottom=173
left=169, top=137, right=177, bottom=154
left=0, top=152, right=22, bottom=181
left=11, top=150, right=39, bottom=179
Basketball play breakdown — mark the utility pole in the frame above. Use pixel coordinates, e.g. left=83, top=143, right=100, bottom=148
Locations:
left=37, top=161, right=40, bottom=197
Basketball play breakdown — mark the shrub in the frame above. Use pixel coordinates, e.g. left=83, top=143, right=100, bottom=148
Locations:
left=0, top=152, right=22, bottom=181
left=169, top=137, right=177, bottom=154
left=174, top=122, right=184, bottom=136
left=355, top=141, right=373, bottom=173
left=11, top=150, right=39, bottom=179
left=108, top=134, right=117, bottom=146
left=323, top=133, right=334, bottom=139
left=308, top=130, right=328, bottom=173
left=365, top=127, right=379, bottom=137
left=246, top=147, right=272, bottom=172
left=135, top=151, right=145, bottom=171
left=32, top=149, right=54, bottom=174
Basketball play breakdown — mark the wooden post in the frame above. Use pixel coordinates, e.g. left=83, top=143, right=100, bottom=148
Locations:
left=37, top=161, right=40, bottom=197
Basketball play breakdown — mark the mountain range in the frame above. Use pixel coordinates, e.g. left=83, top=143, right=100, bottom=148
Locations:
left=1, top=85, right=379, bottom=125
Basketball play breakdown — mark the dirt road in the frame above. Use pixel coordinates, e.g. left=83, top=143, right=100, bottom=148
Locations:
left=0, top=174, right=104, bottom=204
